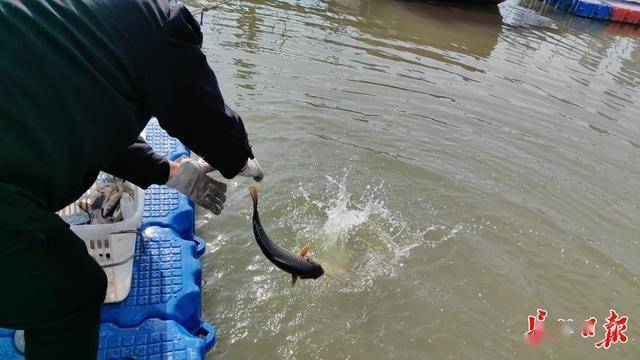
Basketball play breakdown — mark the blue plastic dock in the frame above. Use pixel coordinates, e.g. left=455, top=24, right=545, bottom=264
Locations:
left=101, top=227, right=205, bottom=334
left=143, top=185, right=195, bottom=240
left=98, top=319, right=215, bottom=360
left=0, top=122, right=214, bottom=359
left=145, top=118, right=189, bottom=161
left=0, top=329, right=21, bottom=360
left=540, top=0, right=640, bottom=23
left=143, top=118, right=196, bottom=240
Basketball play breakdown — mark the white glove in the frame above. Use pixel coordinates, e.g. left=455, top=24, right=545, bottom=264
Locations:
left=238, top=158, right=264, bottom=182
left=165, top=158, right=227, bottom=215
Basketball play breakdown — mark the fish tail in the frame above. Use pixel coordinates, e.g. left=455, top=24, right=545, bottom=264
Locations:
left=249, top=186, right=259, bottom=206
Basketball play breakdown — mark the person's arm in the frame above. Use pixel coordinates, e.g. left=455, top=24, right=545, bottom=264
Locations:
left=102, top=137, right=228, bottom=214
left=101, top=136, right=170, bottom=189
left=138, top=2, right=259, bottom=180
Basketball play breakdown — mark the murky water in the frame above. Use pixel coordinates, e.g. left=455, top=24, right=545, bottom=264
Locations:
left=191, top=0, right=640, bottom=358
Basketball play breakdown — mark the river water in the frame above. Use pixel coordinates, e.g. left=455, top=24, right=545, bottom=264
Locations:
left=191, top=0, right=640, bottom=358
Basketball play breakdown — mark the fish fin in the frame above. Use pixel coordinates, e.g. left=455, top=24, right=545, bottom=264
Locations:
left=249, top=186, right=259, bottom=206
left=292, top=275, right=298, bottom=287
left=299, top=244, right=310, bottom=257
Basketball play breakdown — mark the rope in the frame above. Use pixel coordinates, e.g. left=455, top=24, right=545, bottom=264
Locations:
left=190, top=0, right=234, bottom=19
left=100, top=229, right=147, bottom=269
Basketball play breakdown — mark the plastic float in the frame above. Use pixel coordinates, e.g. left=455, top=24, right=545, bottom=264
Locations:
left=540, top=0, right=640, bottom=24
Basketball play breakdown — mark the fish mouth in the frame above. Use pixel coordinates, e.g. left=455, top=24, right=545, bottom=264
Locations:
left=303, top=265, right=324, bottom=279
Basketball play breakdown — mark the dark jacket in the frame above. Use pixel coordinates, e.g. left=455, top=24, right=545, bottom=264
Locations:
left=0, top=0, right=253, bottom=231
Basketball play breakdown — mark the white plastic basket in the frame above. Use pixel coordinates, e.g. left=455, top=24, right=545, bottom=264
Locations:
left=58, top=174, right=145, bottom=303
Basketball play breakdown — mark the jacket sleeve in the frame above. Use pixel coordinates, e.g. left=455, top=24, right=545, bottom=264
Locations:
left=140, top=2, right=254, bottom=179
left=102, top=136, right=170, bottom=189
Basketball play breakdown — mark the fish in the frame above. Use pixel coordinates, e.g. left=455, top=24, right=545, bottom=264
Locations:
left=57, top=203, right=91, bottom=225
left=57, top=175, right=136, bottom=225
left=102, top=190, right=123, bottom=218
left=249, top=186, right=324, bottom=286
left=96, top=178, right=135, bottom=221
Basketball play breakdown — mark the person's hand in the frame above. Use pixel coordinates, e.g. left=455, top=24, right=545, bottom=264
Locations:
left=165, top=157, right=227, bottom=215
left=238, top=158, right=265, bottom=182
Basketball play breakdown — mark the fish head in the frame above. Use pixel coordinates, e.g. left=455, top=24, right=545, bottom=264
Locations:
left=301, top=257, right=325, bottom=279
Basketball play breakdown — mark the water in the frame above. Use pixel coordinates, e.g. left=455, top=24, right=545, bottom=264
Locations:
left=191, top=0, right=640, bottom=358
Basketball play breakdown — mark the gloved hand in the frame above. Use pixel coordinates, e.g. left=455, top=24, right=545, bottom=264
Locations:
left=165, top=157, right=227, bottom=215
left=238, top=158, right=265, bottom=182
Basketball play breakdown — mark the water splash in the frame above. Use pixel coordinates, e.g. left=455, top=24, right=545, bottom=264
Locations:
left=320, top=174, right=389, bottom=245
left=279, top=171, right=463, bottom=292
left=394, top=223, right=464, bottom=257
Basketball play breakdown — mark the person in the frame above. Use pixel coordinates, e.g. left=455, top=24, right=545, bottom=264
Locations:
left=0, top=0, right=263, bottom=358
